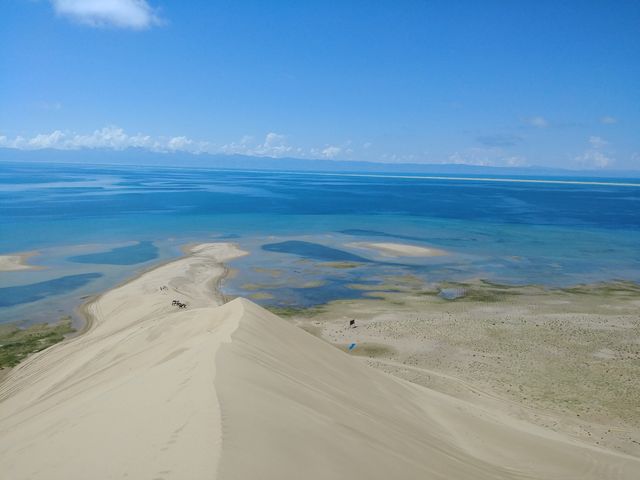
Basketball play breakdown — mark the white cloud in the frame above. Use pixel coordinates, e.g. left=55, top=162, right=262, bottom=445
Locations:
left=588, top=136, right=608, bottom=149
left=255, top=132, right=292, bottom=156
left=525, top=116, right=548, bottom=128
left=219, top=135, right=253, bottom=155
left=51, top=0, right=162, bottom=30
left=0, top=126, right=211, bottom=154
left=1, top=126, right=352, bottom=161
left=28, top=130, right=66, bottom=149
left=505, top=156, right=527, bottom=167
left=222, top=133, right=294, bottom=157
left=321, top=146, right=341, bottom=159
left=447, top=152, right=491, bottom=166
left=575, top=150, right=612, bottom=168
left=600, top=116, right=617, bottom=125
left=575, top=136, right=613, bottom=168
left=166, top=136, right=197, bottom=151
left=446, top=148, right=529, bottom=167
left=36, top=101, right=63, bottom=111
left=256, top=132, right=291, bottom=155
left=70, top=126, right=157, bottom=149
left=309, top=146, right=341, bottom=159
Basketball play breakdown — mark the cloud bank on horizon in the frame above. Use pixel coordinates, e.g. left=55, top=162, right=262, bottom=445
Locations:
left=0, top=126, right=346, bottom=160
left=2, top=126, right=629, bottom=170
left=1, top=2, right=638, bottom=170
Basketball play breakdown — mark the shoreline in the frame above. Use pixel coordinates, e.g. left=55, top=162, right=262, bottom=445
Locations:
left=0, top=241, right=249, bottom=392
left=0, top=242, right=638, bottom=479
left=3, top=263, right=639, bottom=378
left=0, top=240, right=244, bottom=377
left=74, top=248, right=199, bottom=338
left=70, top=243, right=240, bottom=338
left=0, top=243, right=246, bottom=377
left=284, top=278, right=640, bottom=456
left=0, top=242, right=248, bottom=478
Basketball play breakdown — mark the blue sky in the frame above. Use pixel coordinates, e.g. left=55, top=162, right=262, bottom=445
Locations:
left=1, top=0, right=639, bottom=169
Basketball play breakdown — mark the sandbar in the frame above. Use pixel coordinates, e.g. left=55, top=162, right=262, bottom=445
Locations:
left=348, top=241, right=448, bottom=257
left=0, top=251, right=41, bottom=271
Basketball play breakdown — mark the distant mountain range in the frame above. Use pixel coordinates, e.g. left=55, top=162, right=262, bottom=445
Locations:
left=1, top=147, right=639, bottom=178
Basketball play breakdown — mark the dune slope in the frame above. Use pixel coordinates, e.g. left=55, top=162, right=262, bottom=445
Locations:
left=216, top=299, right=639, bottom=480
left=0, top=243, right=638, bottom=479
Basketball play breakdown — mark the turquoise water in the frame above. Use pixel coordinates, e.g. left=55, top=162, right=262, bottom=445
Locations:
left=69, top=241, right=158, bottom=265
left=0, top=161, right=639, bottom=324
left=0, top=273, right=102, bottom=308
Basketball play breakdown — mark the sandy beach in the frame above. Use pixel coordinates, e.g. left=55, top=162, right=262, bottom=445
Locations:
left=0, top=251, right=41, bottom=271
left=1, top=243, right=639, bottom=479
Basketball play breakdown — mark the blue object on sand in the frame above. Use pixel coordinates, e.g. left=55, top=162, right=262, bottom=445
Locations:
left=348, top=343, right=357, bottom=351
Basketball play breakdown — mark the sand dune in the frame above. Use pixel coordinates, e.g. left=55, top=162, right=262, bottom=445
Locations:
left=1, top=243, right=638, bottom=479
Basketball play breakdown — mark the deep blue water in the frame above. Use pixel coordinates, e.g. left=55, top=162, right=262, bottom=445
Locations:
left=0, top=161, right=639, bottom=323
left=263, top=241, right=374, bottom=263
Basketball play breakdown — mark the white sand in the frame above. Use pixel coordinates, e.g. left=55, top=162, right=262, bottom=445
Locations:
left=0, top=252, right=40, bottom=271
left=0, top=242, right=638, bottom=479
left=348, top=241, right=448, bottom=257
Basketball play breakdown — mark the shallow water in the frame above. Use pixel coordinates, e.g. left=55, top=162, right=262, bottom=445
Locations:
left=0, top=273, right=102, bottom=308
left=68, top=241, right=158, bottom=265
left=0, top=161, right=639, bottom=324
left=262, top=241, right=374, bottom=263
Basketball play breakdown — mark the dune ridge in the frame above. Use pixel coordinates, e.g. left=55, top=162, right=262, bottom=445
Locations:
left=0, top=243, right=638, bottom=479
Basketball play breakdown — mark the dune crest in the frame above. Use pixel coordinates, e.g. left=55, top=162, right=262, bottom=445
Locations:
left=1, top=243, right=638, bottom=479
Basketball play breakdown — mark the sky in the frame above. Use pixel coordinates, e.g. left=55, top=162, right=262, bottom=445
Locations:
left=1, top=0, right=639, bottom=170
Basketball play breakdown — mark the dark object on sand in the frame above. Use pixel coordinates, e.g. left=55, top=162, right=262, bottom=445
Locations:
left=172, top=299, right=187, bottom=309
left=349, top=319, right=356, bottom=327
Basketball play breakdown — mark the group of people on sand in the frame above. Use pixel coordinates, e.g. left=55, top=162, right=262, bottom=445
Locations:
left=171, top=299, right=187, bottom=309
left=159, top=286, right=187, bottom=308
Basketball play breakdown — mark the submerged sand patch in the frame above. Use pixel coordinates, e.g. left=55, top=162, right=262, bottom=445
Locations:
left=0, top=251, right=42, bottom=271
left=347, top=241, right=449, bottom=257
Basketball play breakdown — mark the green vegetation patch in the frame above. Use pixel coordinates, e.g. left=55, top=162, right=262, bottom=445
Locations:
left=0, top=318, right=75, bottom=368
left=436, top=280, right=523, bottom=302
left=561, top=281, right=640, bottom=297
left=266, top=305, right=326, bottom=318
left=248, top=292, right=275, bottom=300
left=252, top=267, right=284, bottom=277
left=339, top=342, right=396, bottom=357
left=319, top=261, right=364, bottom=269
